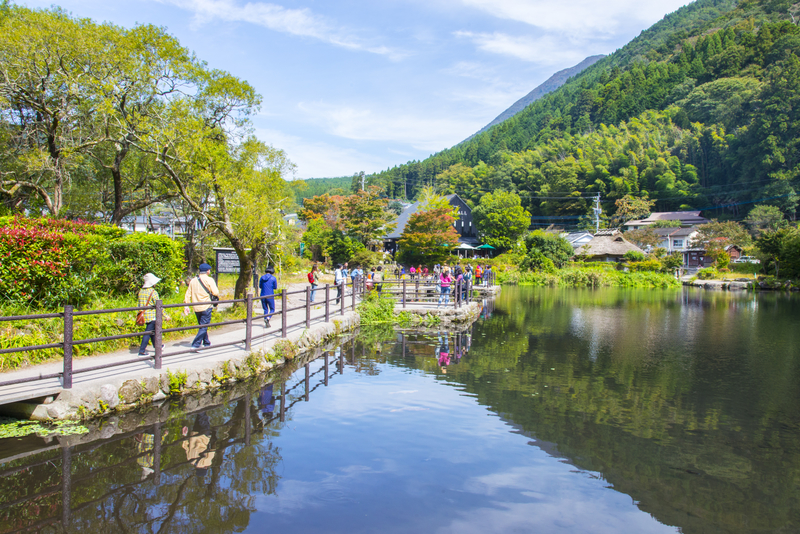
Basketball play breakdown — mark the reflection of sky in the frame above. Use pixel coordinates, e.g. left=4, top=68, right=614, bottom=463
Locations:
left=247, top=360, right=676, bottom=533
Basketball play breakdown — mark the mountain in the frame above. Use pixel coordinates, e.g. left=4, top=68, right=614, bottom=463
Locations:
left=467, top=55, right=606, bottom=140
left=367, top=0, right=800, bottom=226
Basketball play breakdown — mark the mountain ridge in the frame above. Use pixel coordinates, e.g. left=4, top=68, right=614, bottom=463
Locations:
left=465, top=54, right=606, bottom=142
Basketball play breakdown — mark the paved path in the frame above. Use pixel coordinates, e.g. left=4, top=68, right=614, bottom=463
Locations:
left=0, top=284, right=362, bottom=407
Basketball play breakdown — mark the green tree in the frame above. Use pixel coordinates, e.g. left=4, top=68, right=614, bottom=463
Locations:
left=745, top=204, right=787, bottom=235
left=624, top=227, right=663, bottom=249
left=473, top=191, right=531, bottom=251
left=612, top=195, right=655, bottom=227
left=691, top=220, right=752, bottom=248
left=524, top=230, right=575, bottom=268
left=302, top=217, right=332, bottom=262
left=340, top=186, right=395, bottom=247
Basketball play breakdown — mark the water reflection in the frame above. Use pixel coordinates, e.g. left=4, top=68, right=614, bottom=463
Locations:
left=1, top=287, right=799, bottom=533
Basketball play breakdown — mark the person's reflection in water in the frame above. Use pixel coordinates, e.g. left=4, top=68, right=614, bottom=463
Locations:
left=258, top=383, right=276, bottom=423
left=438, top=334, right=450, bottom=373
left=182, top=412, right=216, bottom=483
left=135, top=432, right=155, bottom=480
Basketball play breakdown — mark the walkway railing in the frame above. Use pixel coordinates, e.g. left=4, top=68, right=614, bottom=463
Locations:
left=0, top=278, right=362, bottom=391
left=0, top=271, right=495, bottom=393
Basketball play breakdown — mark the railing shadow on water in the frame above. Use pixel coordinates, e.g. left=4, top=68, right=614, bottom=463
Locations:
left=0, top=347, right=352, bottom=534
left=0, top=272, right=495, bottom=394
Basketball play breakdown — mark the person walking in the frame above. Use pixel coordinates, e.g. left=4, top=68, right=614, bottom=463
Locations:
left=409, top=265, right=416, bottom=281
left=183, top=263, right=219, bottom=349
left=438, top=267, right=452, bottom=307
left=374, top=265, right=384, bottom=294
left=308, top=264, right=319, bottom=303
left=137, top=273, right=163, bottom=356
left=335, top=263, right=344, bottom=304
left=484, top=265, right=493, bottom=286
left=259, top=266, right=278, bottom=327
left=475, top=264, right=483, bottom=286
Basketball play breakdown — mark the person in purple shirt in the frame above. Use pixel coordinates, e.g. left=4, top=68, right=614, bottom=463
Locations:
left=259, top=266, right=278, bottom=327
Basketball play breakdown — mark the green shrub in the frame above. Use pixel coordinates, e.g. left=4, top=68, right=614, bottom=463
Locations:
left=628, top=259, right=662, bottom=272
left=520, top=250, right=557, bottom=273
left=696, top=268, right=718, bottom=280
left=624, top=250, right=646, bottom=262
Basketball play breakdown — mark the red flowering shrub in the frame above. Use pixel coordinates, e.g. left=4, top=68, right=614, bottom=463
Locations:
left=0, top=217, right=184, bottom=308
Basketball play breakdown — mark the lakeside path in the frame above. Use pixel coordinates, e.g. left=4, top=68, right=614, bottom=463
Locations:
left=0, top=283, right=492, bottom=418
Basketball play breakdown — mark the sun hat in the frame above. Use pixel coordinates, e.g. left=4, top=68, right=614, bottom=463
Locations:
left=142, top=273, right=161, bottom=288
left=199, top=263, right=212, bottom=273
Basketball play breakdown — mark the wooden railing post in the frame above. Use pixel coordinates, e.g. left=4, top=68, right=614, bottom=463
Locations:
left=402, top=279, right=407, bottom=308
left=305, top=286, right=311, bottom=328
left=415, top=280, right=419, bottom=303
left=281, top=291, right=288, bottom=338
left=154, top=300, right=163, bottom=369
left=453, top=280, right=458, bottom=310
left=63, top=305, right=74, bottom=389
left=351, top=278, right=356, bottom=311
left=153, top=421, right=162, bottom=485
left=280, top=381, right=286, bottom=423
left=305, top=363, right=310, bottom=401
left=61, top=446, right=72, bottom=528
left=244, top=396, right=251, bottom=446
left=325, top=284, right=330, bottom=322
left=324, top=353, right=329, bottom=386
left=245, top=292, right=253, bottom=351
left=340, top=281, right=345, bottom=316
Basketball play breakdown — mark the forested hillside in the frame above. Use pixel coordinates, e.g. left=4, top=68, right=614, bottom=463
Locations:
left=369, top=0, right=800, bottom=228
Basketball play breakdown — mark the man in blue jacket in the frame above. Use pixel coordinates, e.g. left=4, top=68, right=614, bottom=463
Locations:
left=259, top=266, right=278, bottom=327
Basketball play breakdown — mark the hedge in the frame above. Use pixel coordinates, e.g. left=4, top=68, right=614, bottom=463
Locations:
left=0, top=216, right=185, bottom=309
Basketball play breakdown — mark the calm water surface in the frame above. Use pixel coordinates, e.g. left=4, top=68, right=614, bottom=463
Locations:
left=1, top=287, right=799, bottom=533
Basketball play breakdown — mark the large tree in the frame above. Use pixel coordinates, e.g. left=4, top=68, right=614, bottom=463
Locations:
left=397, top=207, right=460, bottom=265
left=473, top=191, right=531, bottom=251
left=340, top=185, right=395, bottom=248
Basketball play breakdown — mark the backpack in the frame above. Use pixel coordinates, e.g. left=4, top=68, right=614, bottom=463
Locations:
left=307, top=271, right=315, bottom=283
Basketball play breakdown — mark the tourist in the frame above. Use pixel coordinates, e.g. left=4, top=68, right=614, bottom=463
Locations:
left=137, top=272, right=162, bottom=356
left=308, top=264, right=319, bottom=303
left=462, top=265, right=473, bottom=300
left=423, top=265, right=429, bottom=279
left=366, top=267, right=375, bottom=291
left=484, top=265, right=493, bottom=286
left=183, top=263, right=219, bottom=349
left=259, top=266, right=278, bottom=327
left=394, top=265, right=400, bottom=278
left=335, top=263, right=344, bottom=304
left=438, top=267, right=452, bottom=307
left=374, top=266, right=384, bottom=294
left=409, top=265, right=416, bottom=281
left=475, top=264, right=483, bottom=286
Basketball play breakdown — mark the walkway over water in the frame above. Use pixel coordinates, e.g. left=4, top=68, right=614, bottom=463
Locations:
left=0, top=277, right=496, bottom=409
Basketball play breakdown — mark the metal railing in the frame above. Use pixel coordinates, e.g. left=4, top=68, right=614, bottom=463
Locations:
left=0, top=278, right=362, bottom=391
left=0, top=271, right=496, bottom=392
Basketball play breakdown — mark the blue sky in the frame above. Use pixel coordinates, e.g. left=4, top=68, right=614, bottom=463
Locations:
left=22, top=0, right=691, bottom=178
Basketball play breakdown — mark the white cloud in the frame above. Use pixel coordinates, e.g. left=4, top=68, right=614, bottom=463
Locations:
left=457, top=0, right=691, bottom=35
left=156, top=0, right=403, bottom=58
left=254, top=127, right=388, bottom=178
left=454, top=31, right=585, bottom=65
left=296, top=102, right=481, bottom=152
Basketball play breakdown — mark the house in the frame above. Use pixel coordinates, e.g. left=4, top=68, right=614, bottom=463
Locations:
left=383, top=193, right=478, bottom=255
left=624, top=211, right=709, bottom=230
left=683, top=249, right=707, bottom=268
left=119, top=215, right=194, bottom=236
left=652, top=226, right=700, bottom=253
left=563, top=231, right=594, bottom=250
left=725, top=244, right=743, bottom=261
left=575, top=229, right=645, bottom=262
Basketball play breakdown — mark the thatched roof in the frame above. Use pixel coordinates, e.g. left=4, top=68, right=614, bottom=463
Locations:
left=576, top=230, right=645, bottom=257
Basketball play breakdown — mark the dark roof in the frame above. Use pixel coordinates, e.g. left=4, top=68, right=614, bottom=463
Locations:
left=576, top=230, right=645, bottom=257
left=625, top=211, right=708, bottom=226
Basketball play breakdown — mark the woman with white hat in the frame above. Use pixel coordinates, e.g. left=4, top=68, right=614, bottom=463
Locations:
left=138, top=273, right=163, bottom=356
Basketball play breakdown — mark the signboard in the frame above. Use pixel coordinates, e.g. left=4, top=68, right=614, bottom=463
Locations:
left=215, top=249, right=241, bottom=273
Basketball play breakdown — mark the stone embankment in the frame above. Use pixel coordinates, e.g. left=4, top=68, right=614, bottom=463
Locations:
left=5, top=299, right=487, bottom=422
left=683, top=279, right=798, bottom=291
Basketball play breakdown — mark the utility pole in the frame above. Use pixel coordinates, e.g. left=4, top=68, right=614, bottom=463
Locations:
left=593, top=193, right=602, bottom=233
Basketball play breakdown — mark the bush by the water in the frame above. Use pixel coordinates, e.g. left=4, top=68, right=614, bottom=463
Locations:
left=500, top=267, right=680, bottom=288
left=0, top=216, right=184, bottom=308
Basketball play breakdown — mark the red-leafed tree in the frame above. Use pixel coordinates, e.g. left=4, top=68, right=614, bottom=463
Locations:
left=299, top=194, right=345, bottom=230
left=397, top=206, right=460, bottom=265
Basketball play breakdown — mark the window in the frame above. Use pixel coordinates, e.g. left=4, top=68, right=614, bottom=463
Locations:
left=674, top=239, right=683, bottom=248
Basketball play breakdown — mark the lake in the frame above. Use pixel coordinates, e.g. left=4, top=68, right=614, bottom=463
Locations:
left=1, top=286, right=798, bottom=533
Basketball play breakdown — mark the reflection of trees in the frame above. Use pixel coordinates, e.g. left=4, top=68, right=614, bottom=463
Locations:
left=388, top=287, right=800, bottom=533
left=0, top=395, right=284, bottom=534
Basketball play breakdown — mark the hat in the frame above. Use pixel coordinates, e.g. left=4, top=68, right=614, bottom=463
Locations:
left=199, top=263, right=212, bottom=273
left=142, top=273, right=161, bottom=288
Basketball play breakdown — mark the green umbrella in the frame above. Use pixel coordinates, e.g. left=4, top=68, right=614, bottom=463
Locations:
left=476, top=244, right=495, bottom=249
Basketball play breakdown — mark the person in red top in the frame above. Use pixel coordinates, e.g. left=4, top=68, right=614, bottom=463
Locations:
left=438, top=267, right=452, bottom=307
left=308, top=264, right=318, bottom=302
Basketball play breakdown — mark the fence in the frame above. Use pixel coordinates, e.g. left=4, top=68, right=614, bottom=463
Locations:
left=0, top=271, right=496, bottom=393
left=0, top=278, right=362, bottom=392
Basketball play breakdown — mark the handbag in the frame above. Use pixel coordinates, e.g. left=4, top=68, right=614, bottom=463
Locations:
left=136, top=289, right=155, bottom=326
left=197, top=276, right=219, bottom=309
